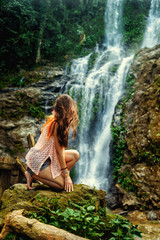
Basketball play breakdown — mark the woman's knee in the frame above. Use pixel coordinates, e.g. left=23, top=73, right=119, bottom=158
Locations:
left=53, top=175, right=65, bottom=189
left=73, top=150, right=79, bottom=162
left=58, top=179, right=65, bottom=189
left=57, top=182, right=64, bottom=190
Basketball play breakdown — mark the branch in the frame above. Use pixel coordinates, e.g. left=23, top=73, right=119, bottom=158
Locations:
left=0, top=209, right=88, bottom=240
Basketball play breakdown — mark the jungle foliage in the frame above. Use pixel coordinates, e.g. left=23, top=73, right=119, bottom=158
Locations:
left=24, top=194, right=142, bottom=240
left=122, top=0, right=150, bottom=48
left=0, top=0, right=151, bottom=80
left=0, top=0, right=106, bottom=75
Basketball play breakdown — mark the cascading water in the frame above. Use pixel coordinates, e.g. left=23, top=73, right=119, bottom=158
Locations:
left=65, top=0, right=134, bottom=192
left=142, top=0, right=160, bottom=48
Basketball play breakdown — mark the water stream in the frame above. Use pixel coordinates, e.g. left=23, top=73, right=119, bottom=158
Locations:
left=142, top=0, right=160, bottom=48
left=64, top=0, right=160, bottom=191
left=65, top=0, right=133, bottom=191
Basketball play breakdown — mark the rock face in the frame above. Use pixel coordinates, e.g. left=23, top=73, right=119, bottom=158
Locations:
left=0, top=88, right=42, bottom=157
left=123, top=45, right=160, bottom=165
left=112, top=45, right=160, bottom=210
left=0, top=68, right=68, bottom=198
left=0, top=66, right=67, bottom=157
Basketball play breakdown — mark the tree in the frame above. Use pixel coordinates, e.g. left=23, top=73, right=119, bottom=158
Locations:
left=35, top=0, right=51, bottom=63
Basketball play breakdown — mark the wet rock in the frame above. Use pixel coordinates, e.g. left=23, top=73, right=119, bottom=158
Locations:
left=137, top=223, right=160, bottom=240
left=147, top=210, right=158, bottom=221
left=116, top=163, right=160, bottom=210
left=128, top=210, right=147, bottom=222
left=115, top=184, right=140, bottom=210
left=106, top=185, right=123, bottom=209
left=112, top=44, right=160, bottom=210
left=0, top=87, right=49, bottom=156
left=123, top=45, right=160, bottom=167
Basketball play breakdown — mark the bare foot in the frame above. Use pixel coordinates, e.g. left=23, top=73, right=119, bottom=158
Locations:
left=25, top=171, right=34, bottom=190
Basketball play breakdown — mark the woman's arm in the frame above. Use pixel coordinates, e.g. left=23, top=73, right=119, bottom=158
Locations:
left=53, top=122, right=73, bottom=192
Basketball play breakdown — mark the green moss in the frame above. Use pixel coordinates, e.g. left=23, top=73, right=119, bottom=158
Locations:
left=111, top=73, right=136, bottom=188
left=5, top=142, right=26, bottom=156
left=125, top=74, right=135, bottom=89
left=0, top=184, right=141, bottom=239
left=88, top=52, right=98, bottom=71
left=25, top=193, right=141, bottom=240
left=123, top=0, right=150, bottom=49
left=0, top=71, right=42, bottom=90
left=117, top=171, right=138, bottom=192
left=91, top=93, right=101, bottom=122
left=108, top=65, right=119, bottom=74
left=29, top=104, right=45, bottom=119
left=0, top=91, right=45, bottom=120
left=138, top=139, right=160, bottom=164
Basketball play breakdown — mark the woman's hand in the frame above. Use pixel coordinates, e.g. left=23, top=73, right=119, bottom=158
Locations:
left=64, top=175, right=73, bottom=192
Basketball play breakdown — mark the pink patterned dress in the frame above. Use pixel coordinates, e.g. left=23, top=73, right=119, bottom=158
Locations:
left=25, top=122, right=61, bottom=179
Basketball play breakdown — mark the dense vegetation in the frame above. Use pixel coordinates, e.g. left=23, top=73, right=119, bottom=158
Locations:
left=0, top=0, right=105, bottom=74
left=0, top=0, right=150, bottom=88
left=111, top=73, right=136, bottom=192
left=24, top=194, right=142, bottom=240
left=122, top=0, right=150, bottom=49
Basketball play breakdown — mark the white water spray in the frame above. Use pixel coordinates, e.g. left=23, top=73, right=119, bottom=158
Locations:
left=142, top=0, right=160, bottom=48
left=65, top=0, right=134, bottom=191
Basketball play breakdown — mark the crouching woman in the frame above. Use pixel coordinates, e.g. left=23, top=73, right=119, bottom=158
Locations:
left=25, top=94, right=79, bottom=192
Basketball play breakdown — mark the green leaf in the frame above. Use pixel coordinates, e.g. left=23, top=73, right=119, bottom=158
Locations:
left=112, top=232, right=119, bottom=236
left=99, top=221, right=105, bottom=225
left=93, top=216, right=99, bottom=223
left=65, top=208, right=75, bottom=216
left=113, top=218, right=121, bottom=224
left=117, top=228, right=123, bottom=236
left=86, top=217, right=92, bottom=221
left=87, top=205, right=95, bottom=211
left=122, top=224, right=130, bottom=229
left=132, top=233, right=142, bottom=238
left=71, top=226, right=77, bottom=231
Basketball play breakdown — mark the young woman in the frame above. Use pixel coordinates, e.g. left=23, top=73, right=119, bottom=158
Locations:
left=25, top=94, right=79, bottom=192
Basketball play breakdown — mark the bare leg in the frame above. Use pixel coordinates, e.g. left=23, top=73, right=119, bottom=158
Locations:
left=25, top=171, right=34, bottom=190
left=32, top=175, right=63, bottom=190
left=65, top=150, right=79, bottom=170
left=32, top=165, right=65, bottom=191
left=26, top=150, right=79, bottom=191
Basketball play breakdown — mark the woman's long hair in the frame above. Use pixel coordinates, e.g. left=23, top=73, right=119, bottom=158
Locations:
left=45, top=94, right=79, bottom=147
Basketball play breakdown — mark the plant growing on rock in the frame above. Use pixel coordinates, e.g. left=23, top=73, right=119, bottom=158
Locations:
left=25, top=194, right=142, bottom=240
left=111, top=73, right=136, bottom=191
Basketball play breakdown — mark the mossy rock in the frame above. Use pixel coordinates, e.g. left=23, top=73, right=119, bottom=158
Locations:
left=0, top=183, right=106, bottom=227
left=0, top=183, right=142, bottom=239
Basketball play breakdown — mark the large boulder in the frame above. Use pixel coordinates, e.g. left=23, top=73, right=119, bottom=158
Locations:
left=0, top=88, right=43, bottom=157
left=123, top=45, right=160, bottom=165
left=0, top=183, right=106, bottom=227
left=0, top=65, right=68, bottom=158
left=111, top=44, right=160, bottom=210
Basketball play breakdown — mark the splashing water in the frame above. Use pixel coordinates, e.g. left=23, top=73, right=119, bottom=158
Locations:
left=64, top=0, right=135, bottom=191
left=142, top=0, right=160, bottom=48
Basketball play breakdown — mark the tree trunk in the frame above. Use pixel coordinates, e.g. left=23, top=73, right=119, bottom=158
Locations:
left=0, top=209, right=88, bottom=240
left=36, top=0, right=51, bottom=63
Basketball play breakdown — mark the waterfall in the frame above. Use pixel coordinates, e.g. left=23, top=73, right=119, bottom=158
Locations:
left=142, top=0, right=160, bottom=48
left=105, top=0, right=123, bottom=47
left=65, top=0, right=134, bottom=191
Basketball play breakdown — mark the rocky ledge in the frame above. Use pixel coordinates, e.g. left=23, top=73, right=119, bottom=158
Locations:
left=0, top=183, right=143, bottom=240
left=111, top=44, right=160, bottom=211
left=0, top=183, right=106, bottom=227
